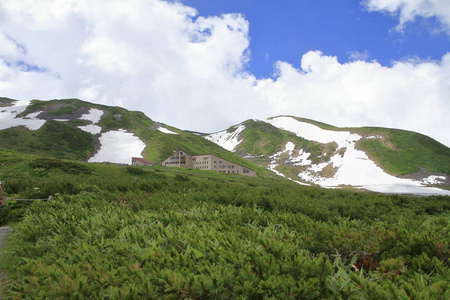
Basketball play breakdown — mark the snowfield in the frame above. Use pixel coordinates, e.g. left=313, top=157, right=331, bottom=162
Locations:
left=205, top=124, right=246, bottom=151
left=88, top=129, right=146, bottom=164
left=266, top=116, right=450, bottom=196
left=0, top=100, right=46, bottom=130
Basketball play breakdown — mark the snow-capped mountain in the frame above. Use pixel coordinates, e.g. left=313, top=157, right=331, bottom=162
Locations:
left=1, top=97, right=450, bottom=195
left=206, top=116, right=450, bottom=196
left=0, top=97, right=256, bottom=174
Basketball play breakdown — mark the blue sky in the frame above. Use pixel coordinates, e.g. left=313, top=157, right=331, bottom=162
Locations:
left=0, top=0, right=449, bottom=146
left=183, top=0, right=449, bottom=78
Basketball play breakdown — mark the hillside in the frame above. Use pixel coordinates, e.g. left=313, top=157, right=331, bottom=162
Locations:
left=206, top=116, right=450, bottom=195
left=0, top=97, right=269, bottom=177
left=2, top=98, right=450, bottom=195
left=0, top=149, right=448, bottom=298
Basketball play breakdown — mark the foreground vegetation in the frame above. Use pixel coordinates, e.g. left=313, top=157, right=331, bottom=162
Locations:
left=0, top=151, right=448, bottom=299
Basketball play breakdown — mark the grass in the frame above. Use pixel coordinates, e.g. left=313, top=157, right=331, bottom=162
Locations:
left=0, top=121, right=94, bottom=161
left=355, top=127, right=450, bottom=175
left=0, top=149, right=448, bottom=298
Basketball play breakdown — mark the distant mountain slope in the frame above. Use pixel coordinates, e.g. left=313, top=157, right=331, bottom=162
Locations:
left=2, top=98, right=449, bottom=195
left=205, top=116, right=450, bottom=195
left=0, top=98, right=267, bottom=177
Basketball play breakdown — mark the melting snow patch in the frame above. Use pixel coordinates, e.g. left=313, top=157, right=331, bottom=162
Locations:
left=291, top=149, right=312, bottom=166
left=0, top=100, right=46, bottom=130
left=421, top=175, right=446, bottom=185
left=78, top=109, right=104, bottom=135
left=88, top=129, right=146, bottom=164
left=157, top=126, right=178, bottom=135
left=266, top=116, right=360, bottom=149
left=80, top=109, right=103, bottom=124
left=206, top=124, right=246, bottom=151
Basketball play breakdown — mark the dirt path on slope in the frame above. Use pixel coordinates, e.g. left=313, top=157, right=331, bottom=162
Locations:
left=0, top=227, right=11, bottom=285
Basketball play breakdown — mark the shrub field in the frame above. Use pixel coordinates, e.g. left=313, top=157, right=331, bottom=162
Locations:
left=0, top=151, right=448, bottom=299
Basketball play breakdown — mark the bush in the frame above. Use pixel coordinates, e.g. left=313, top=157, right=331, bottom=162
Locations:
left=126, top=166, right=146, bottom=175
left=30, top=158, right=92, bottom=174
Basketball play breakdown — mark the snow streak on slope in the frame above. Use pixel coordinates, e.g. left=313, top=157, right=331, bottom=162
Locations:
left=157, top=126, right=178, bottom=135
left=266, top=117, right=360, bottom=148
left=0, top=100, right=46, bottom=130
left=205, top=124, right=246, bottom=151
left=266, top=117, right=450, bottom=196
left=88, top=129, right=146, bottom=164
left=77, top=109, right=104, bottom=134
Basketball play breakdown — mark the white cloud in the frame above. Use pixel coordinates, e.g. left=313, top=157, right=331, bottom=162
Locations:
left=347, top=50, right=371, bottom=61
left=254, top=51, right=450, bottom=147
left=0, top=0, right=449, bottom=149
left=364, top=0, right=450, bottom=33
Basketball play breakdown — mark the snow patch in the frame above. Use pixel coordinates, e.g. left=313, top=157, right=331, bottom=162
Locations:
left=421, top=175, right=446, bottom=185
left=206, top=124, right=246, bottom=152
left=80, top=108, right=103, bottom=124
left=88, top=129, right=146, bottom=164
left=77, top=108, right=104, bottom=134
left=266, top=116, right=360, bottom=149
left=291, top=149, right=312, bottom=166
left=0, top=100, right=46, bottom=130
left=157, top=126, right=178, bottom=135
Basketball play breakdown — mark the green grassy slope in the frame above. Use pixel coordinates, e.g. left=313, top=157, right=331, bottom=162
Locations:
left=0, top=121, right=94, bottom=160
left=235, top=119, right=337, bottom=161
left=0, top=150, right=448, bottom=298
left=353, top=127, right=450, bottom=175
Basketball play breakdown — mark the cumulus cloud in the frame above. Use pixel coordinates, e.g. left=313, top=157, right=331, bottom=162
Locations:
left=364, top=0, right=450, bottom=33
left=254, top=51, right=450, bottom=147
left=0, top=0, right=449, bottom=148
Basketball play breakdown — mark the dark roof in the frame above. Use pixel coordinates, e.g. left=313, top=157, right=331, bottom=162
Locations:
left=132, top=157, right=153, bottom=164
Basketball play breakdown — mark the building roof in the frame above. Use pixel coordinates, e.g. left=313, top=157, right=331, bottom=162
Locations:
left=132, top=157, right=153, bottom=164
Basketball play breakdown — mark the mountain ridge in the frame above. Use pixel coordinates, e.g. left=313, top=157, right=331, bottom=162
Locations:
left=205, top=116, right=450, bottom=195
left=1, top=97, right=449, bottom=195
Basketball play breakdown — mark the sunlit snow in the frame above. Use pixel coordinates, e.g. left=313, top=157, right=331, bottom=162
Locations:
left=266, top=116, right=450, bottom=196
left=266, top=117, right=360, bottom=149
left=157, top=126, right=178, bottom=135
left=205, top=124, right=246, bottom=151
left=0, top=100, right=46, bottom=130
left=421, top=175, right=446, bottom=185
left=78, top=109, right=104, bottom=134
left=88, top=129, right=146, bottom=164
left=292, top=149, right=312, bottom=166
